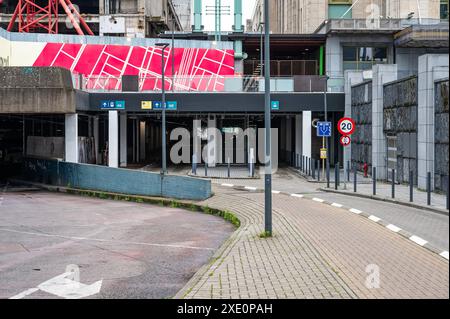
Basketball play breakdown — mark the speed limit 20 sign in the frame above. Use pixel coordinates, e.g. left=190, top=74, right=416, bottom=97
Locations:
left=337, top=117, right=355, bottom=136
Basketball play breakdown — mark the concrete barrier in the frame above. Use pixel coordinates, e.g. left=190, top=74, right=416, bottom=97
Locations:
left=22, top=157, right=211, bottom=200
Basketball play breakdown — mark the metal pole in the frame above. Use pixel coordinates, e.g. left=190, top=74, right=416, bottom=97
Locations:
left=336, top=162, right=340, bottom=186
left=205, top=162, right=208, bottom=177
left=391, top=169, right=395, bottom=199
left=324, top=75, right=329, bottom=186
left=354, top=166, right=357, bottom=192
left=373, top=167, right=376, bottom=196
left=172, top=19, right=175, bottom=91
left=228, top=157, right=231, bottom=178
left=161, top=45, right=168, bottom=174
left=263, top=0, right=272, bottom=235
left=326, top=160, right=330, bottom=188
left=312, top=158, right=315, bottom=179
left=409, top=170, right=413, bottom=202
left=427, top=172, right=431, bottom=206
left=446, top=176, right=449, bottom=210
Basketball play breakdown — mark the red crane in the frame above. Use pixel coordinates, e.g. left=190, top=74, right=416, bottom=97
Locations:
left=7, top=0, right=94, bottom=35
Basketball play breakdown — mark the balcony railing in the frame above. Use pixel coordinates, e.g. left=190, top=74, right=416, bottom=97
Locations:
left=73, top=74, right=333, bottom=93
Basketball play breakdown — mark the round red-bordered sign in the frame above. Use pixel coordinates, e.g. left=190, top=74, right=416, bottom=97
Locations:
left=340, top=135, right=351, bottom=146
left=337, top=117, right=356, bottom=135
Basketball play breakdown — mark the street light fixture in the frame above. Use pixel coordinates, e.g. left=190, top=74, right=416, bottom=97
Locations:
left=155, top=42, right=170, bottom=175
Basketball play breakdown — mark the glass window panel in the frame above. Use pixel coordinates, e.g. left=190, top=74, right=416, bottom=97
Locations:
left=343, top=47, right=356, bottom=61
left=373, top=47, right=387, bottom=62
left=359, top=47, right=373, bottom=62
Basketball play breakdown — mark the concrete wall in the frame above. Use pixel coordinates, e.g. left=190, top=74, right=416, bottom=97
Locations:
left=351, top=80, right=372, bottom=171
left=383, top=76, right=418, bottom=183
left=0, top=67, right=76, bottom=114
left=22, top=157, right=212, bottom=200
left=434, top=79, right=449, bottom=192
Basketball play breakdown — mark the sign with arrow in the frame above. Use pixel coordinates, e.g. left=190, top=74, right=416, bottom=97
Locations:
left=317, top=121, right=332, bottom=137
left=10, top=265, right=102, bottom=299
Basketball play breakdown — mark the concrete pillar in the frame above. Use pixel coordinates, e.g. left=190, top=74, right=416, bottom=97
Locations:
left=65, top=114, right=78, bottom=163
left=344, top=70, right=365, bottom=168
left=295, top=114, right=302, bottom=161
left=93, top=116, right=99, bottom=164
left=417, top=54, right=449, bottom=190
left=108, top=111, right=119, bottom=168
left=139, top=120, right=146, bottom=162
left=120, top=112, right=127, bottom=167
left=372, top=64, right=397, bottom=180
left=302, top=111, right=312, bottom=158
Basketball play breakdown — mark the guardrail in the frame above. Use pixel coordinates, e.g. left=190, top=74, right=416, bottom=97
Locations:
left=73, top=74, right=332, bottom=93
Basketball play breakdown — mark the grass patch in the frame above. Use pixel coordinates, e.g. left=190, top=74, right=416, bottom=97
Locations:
left=259, top=230, right=273, bottom=238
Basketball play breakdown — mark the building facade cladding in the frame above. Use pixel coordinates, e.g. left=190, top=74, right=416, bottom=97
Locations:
left=251, top=0, right=441, bottom=34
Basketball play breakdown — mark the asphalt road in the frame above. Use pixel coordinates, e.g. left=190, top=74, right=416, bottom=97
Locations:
left=0, top=190, right=234, bottom=299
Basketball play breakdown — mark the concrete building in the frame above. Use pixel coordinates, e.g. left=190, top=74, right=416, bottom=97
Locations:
left=251, top=0, right=445, bottom=34
left=0, top=0, right=190, bottom=37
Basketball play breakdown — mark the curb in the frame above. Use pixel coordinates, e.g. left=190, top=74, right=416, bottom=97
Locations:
left=319, top=187, right=449, bottom=216
left=214, top=182, right=449, bottom=262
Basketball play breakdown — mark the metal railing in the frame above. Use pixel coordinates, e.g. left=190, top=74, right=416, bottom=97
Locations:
left=73, top=74, right=332, bottom=93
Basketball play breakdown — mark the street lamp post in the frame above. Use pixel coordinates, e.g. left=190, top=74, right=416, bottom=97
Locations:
left=263, top=0, right=272, bottom=236
left=156, top=42, right=170, bottom=175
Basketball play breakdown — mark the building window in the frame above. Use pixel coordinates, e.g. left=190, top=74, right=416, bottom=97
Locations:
left=328, top=4, right=352, bottom=19
left=343, top=46, right=387, bottom=71
left=441, top=0, right=449, bottom=20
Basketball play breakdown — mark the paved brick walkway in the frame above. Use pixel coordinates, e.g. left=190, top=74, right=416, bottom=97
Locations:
left=176, top=185, right=449, bottom=299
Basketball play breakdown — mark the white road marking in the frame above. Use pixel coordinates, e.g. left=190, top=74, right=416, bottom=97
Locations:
left=440, top=251, right=449, bottom=260
left=0, top=228, right=215, bottom=251
left=221, top=183, right=234, bottom=187
left=312, top=198, right=324, bottom=203
left=244, top=186, right=257, bottom=191
left=290, top=194, right=304, bottom=198
left=349, top=208, right=362, bottom=214
left=9, top=288, right=39, bottom=299
left=10, top=270, right=102, bottom=299
left=386, top=224, right=402, bottom=233
left=368, top=215, right=381, bottom=222
left=409, top=235, right=428, bottom=246
left=272, top=190, right=281, bottom=194
left=331, top=203, right=343, bottom=208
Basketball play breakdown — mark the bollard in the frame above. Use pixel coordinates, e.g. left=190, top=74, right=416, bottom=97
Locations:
left=308, top=157, right=311, bottom=176
left=427, top=172, right=431, bottom=206
left=297, top=154, right=300, bottom=169
left=446, top=176, right=449, bottom=210
left=326, top=160, right=330, bottom=188
left=335, top=164, right=338, bottom=190
left=373, top=167, right=376, bottom=196
left=391, top=169, right=395, bottom=199
left=312, top=159, right=316, bottom=179
left=302, top=156, right=304, bottom=172
left=317, top=160, right=320, bottom=181
left=228, top=157, right=231, bottom=178
left=353, top=167, right=357, bottom=192
left=192, top=154, right=197, bottom=175
left=409, top=170, right=413, bottom=202
left=205, top=163, right=208, bottom=177
left=336, top=162, right=340, bottom=186
left=347, top=161, right=350, bottom=182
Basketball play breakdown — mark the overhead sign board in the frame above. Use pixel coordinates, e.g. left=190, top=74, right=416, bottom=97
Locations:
left=271, top=101, right=280, bottom=110
left=100, top=100, right=125, bottom=110
left=141, top=101, right=152, bottom=109
left=151, top=101, right=177, bottom=110
left=317, top=121, right=332, bottom=137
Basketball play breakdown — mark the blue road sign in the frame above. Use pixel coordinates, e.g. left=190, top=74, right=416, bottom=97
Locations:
left=100, top=100, right=125, bottom=110
left=153, top=101, right=177, bottom=110
left=271, top=101, right=280, bottom=110
left=317, top=121, right=332, bottom=137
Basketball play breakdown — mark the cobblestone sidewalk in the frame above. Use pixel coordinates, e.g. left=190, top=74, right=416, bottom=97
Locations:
left=175, top=185, right=449, bottom=299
